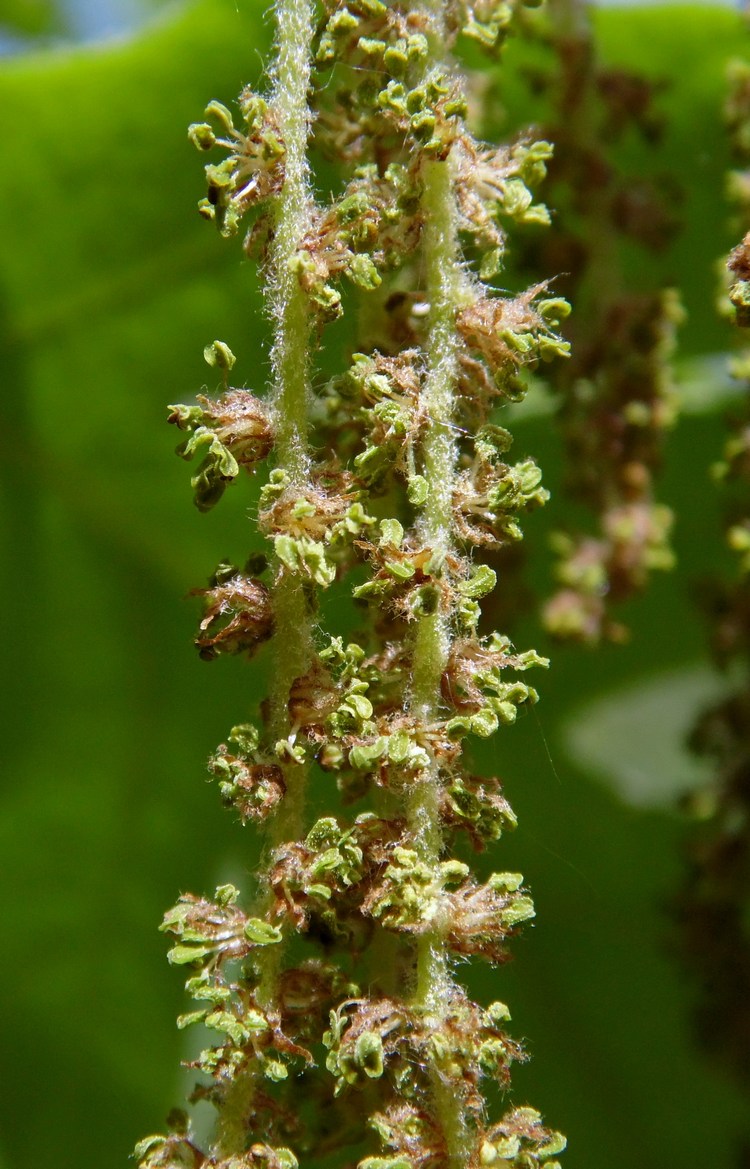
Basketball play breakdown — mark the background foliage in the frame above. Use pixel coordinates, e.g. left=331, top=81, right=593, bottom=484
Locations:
left=1, top=2, right=748, bottom=1166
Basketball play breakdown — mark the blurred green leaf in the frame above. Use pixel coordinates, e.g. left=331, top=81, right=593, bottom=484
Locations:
left=0, top=0, right=64, bottom=38
left=0, top=4, right=748, bottom=1169
left=563, top=663, right=724, bottom=808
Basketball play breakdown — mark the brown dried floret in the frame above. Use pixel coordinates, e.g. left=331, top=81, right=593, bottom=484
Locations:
left=367, top=1103, right=446, bottom=1169
left=475, top=1106, right=567, bottom=1168
left=354, top=533, right=466, bottom=623
left=730, top=233, right=750, bottom=283
left=452, top=451, right=547, bottom=548
left=443, top=873, right=535, bottom=963
left=209, top=729, right=285, bottom=823
left=457, top=284, right=554, bottom=393
left=287, top=660, right=341, bottom=730
left=325, top=987, right=524, bottom=1107
left=259, top=467, right=360, bottom=541
left=191, top=93, right=286, bottom=237
left=440, top=772, right=517, bottom=851
left=160, top=889, right=252, bottom=968
left=269, top=814, right=400, bottom=928
left=196, top=390, right=274, bottom=467
left=193, top=572, right=273, bottom=660
left=277, top=960, right=359, bottom=1040
left=442, top=635, right=543, bottom=710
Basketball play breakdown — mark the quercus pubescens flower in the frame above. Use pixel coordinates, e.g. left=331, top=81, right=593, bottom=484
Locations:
left=136, top=0, right=569, bottom=1166
left=676, top=42, right=750, bottom=1100
left=511, top=0, right=683, bottom=645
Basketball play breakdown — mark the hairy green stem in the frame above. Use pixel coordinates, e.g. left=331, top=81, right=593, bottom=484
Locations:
left=408, top=143, right=472, bottom=1169
left=265, top=0, right=317, bottom=836
left=216, top=2, right=316, bottom=1151
left=409, top=151, right=460, bottom=914
left=268, top=0, right=315, bottom=486
left=258, top=0, right=317, bottom=984
left=212, top=2, right=313, bottom=1150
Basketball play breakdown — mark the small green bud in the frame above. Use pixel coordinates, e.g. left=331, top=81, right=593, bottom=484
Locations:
left=275, top=535, right=336, bottom=587
left=244, top=918, right=283, bottom=945
left=176, top=1009, right=208, bottom=1030
left=476, top=424, right=513, bottom=459
left=358, top=36, right=386, bottom=57
left=203, top=339, right=236, bottom=371
left=440, top=859, right=470, bottom=884
left=539, top=1132, right=568, bottom=1156
left=243, top=1009, right=269, bottom=1034
left=489, top=871, right=523, bottom=892
left=347, top=253, right=382, bottom=290
left=383, top=43, right=408, bottom=74
left=517, top=459, right=543, bottom=493
left=479, top=1142, right=498, bottom=1166
left=444, top=97, right=468, bottom=118
left=316, top=34, right=336, bottom=64
left=204, top=100, right=234, bottom=132
left=319, top=741, right=345, bottom=769
left=501, top=895, right=535, bottom=925
left=478, top=1037, right=508, bottom=1073
left=306, top=818, right=340, bottom=849
left=458, top=565, right=497, bottom=599
left=385, top=559, right=415, bottom=581
left=495, top=699, right=519, bottom=723
left=238, top=91, right=267, bottom=125
left=480, top=246, right=503, bottom=281
left=472, top=707, right=500, bottom=737
left=538, top=297, right=571, bottom=326
left=410, top=583, right=440, bottom=616
left=537, top=335, right=572, bottom=362
left=214, top=883, right=240, bottom=906
left=500, top=177, right=533, bottom=218
left=521, top=203, right=552, bottom=226
left=494, top=1135, right=521, bottom=1159
left=188, top=123, right=216, bottom=151
left=342, top=692, right=374, bottom=720
left=185, top=976, right=231, bottom=1003
left=360, top=1159, right=411, bottom=1169
left=407, top=475, right=429, bottom=505
left=410, top=111, right=436, bottom=140
left=354, top=1031, right=385, bottom=1077
left=406, top=86, right=426, bottom=113
left=275, top=737, right=306, bottom=764
left=377, top=81, right=407, bottom=114
left=205, top=1010, right=249, bottom=1045
left=167, top=943, right=213, bottom=966
left=500, top=327, right=535, bottom=355
left=329, top=7, right=358, bottom=33
left=486, top=1000, right=512, bottom=1024
left=353, top=578, right=389, bottom=600
left=167, top=402, right=204, bottom=431
left=386, top=730, right=411, bottom=764
left=349, top=738, right=388, bottom=769
left=275, top=1152, right=299, bottom=1169
left=134, top=1136, right=170, bottom=1161
left=380, top=518, right=404, bottom=547
left=228, top=723, right=261, bottom=753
